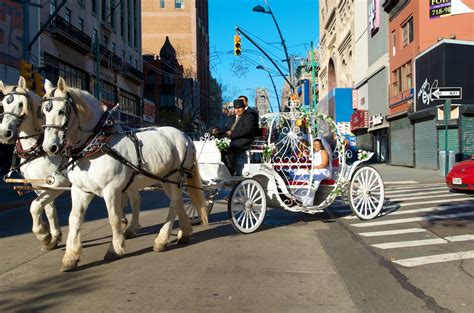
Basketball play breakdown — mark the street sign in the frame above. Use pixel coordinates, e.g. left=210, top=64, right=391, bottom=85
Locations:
left=430, top=87, right=462, bottom=100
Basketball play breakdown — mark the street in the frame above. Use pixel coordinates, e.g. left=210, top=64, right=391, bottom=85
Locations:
left=0, top=167, right=473, bottom=312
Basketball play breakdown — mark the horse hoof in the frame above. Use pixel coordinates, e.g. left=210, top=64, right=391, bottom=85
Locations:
left=40, top=233, right=52, bottom=247
left=177, top=235, right=191, bottom=245
left=153, top=243, right=167, bottom=252
left=42, top=237, right=60, bottom=251
left=124, top=229, right=137, bottom=239
left=104, top=251, right=122, bottom=262
left=60, top=260, right=79, bottom=272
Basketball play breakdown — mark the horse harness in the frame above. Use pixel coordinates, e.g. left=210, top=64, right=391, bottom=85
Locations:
left=42, top=90, right=195, bottom=191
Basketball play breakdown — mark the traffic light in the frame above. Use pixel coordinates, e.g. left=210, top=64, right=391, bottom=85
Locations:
left=33, top=72, right=44, bottom=96
left=234, top=35, right=241, bottom=56
left=19, top=59, right=34, bottom=89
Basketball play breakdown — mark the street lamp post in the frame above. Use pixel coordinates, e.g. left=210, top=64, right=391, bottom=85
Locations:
left=253, top=0, right=293, bottom=91
left=256, top=65, right=280, bottom=112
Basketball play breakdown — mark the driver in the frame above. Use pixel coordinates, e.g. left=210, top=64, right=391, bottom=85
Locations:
left=225, top=99, right=257, bottom=175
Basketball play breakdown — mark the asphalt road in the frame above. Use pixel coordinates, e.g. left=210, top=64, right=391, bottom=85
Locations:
left=0, top=182, right=473, bottom=312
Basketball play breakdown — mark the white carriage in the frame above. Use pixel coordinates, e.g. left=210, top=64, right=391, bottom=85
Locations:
left=187, top=100, right=385, bottom=234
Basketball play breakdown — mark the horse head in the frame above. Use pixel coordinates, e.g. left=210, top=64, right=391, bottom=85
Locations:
left=0, top=77, right=42, bottom=144
left=42, top=76, right=99, bottom=156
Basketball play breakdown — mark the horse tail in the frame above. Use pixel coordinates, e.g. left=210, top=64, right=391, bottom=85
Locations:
left=185, top=156, right=209, bottom=225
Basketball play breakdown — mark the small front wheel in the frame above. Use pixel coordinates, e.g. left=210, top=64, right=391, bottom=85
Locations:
left=183, top=186, right=215, bottom=225
left=228, top=179, right=267, bottom=234
left=349, top=166, right=384, bottom=220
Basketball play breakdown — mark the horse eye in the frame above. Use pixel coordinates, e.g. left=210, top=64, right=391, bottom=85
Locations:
left=58, top=109, right=66, bottom=115
left=6, top=95, right=13, bottom=104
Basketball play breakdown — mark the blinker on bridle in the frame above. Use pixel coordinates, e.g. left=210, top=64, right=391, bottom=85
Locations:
left=41, top=88, right=76, bottom=132
left=0, top=87, right=29, bottom=121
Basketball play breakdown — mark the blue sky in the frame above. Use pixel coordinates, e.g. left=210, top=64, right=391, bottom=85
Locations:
left=209, top=0, right=319, bottom=111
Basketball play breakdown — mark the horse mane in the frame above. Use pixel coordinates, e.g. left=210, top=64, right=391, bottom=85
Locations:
left=67, top=88, right=105, bottom=123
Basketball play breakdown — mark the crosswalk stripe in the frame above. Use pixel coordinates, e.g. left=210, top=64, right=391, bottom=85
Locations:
left=359, top=228, right=427, bottom=237
left=372, top=238, right=447, bottom=249
left=384, top=180, right=419, bottom=185
left=445, top=235, right=474, bottom=242
left=385, top=183, right=446, bottom=191
left=350, top=211, right=474, bottom=227
left=385, top=188, right=449, bottom=196
left=343, top=200, right=474, bottom=219
left=371, top=235, right=474, bottom=249
left=392, top=250, right=474, bottom=267
left=387, top=193, right=469, bottom=202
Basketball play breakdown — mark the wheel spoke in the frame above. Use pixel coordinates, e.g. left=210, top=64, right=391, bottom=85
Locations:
left=355, top=195, right=364, bottom=211
left=250, top=210, right=259, bottom=221
left=252, top=195, right=263, bottom=204
left=363, top=197, right=368, bottom=216
left=244, top=211, right=249, bottom=229
left=249, top=212, right=255, bottom=228
left=367, top=197, right=376, bottom=213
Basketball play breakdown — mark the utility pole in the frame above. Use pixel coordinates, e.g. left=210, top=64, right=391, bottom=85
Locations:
left=310, top=41, right=318, bottom=113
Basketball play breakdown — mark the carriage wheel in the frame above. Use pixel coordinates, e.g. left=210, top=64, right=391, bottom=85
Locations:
left=349, top=166, right=384, bottom=220
left=228, top=179, right=267, bottom=234
left=183, top=186, right=215, bottom=225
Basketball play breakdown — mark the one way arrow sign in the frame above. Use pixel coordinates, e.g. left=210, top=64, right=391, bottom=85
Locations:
left=430, top=87, right=462, bottom=100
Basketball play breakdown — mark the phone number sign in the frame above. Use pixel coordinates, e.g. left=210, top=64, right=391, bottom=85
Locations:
left=430, top=0, right=451, bottom=19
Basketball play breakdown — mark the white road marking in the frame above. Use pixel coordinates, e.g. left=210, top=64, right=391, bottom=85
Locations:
left=372, top=238, right=447, bottom=249
left=343, top=200, right=474, bottom=219
left=445, top=235, right=474, bottom=242
left=359, top=228, right=427, bottom=237
left=393, top=251, right=474, bottom=267
left=387, top=193, right=467, bottom=202
left=350, top=211, right=474, bottom=227
left=385, top=188, right=449, bottom=196
left=385, top=183, right=446, bottom=191
left=384, top=181, right=420, bottom=185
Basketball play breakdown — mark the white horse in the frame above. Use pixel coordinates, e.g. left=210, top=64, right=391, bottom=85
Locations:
left=0, top=77, right=141, bottom=250
left=41, top=77, right=208, bottom=271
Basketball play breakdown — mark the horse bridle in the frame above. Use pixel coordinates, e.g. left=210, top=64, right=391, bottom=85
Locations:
left=0, top=87, right=30, bottom=128
left=41, top=88, right=77, bottom=133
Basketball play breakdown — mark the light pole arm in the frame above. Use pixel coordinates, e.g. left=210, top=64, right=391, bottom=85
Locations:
left=268, top=73, right=280, bottom=112
left=28, top=0, right=68, bottom=51
left=264, top=0, right=291, bottom=82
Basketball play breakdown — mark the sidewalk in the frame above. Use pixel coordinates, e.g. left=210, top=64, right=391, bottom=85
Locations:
left=372, top=163, right=445, bottom=184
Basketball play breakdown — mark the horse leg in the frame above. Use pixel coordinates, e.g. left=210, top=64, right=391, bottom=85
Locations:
left=124, top=191, right=141, bottom=239
left=120, top=193, right=128, bottom=230
left=103, top=190, right=126, bottom=261
left=153, top=184, right=180, bottom=252
left=175, top=190, right=193, bottom=245
left=29, top=190, right=62, bottom=249
left=61, top=187, right=93, bottom=272
left=43, top=201, right=62, bottom=250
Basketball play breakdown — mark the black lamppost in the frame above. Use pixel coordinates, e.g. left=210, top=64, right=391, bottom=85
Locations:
left=256, top=65, right=280, bottom=112
left=253, top=1, right=293, bottom=90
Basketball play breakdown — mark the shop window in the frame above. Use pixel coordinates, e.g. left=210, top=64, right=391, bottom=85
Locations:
left=160, top=0, right=165, bottom=8
left=92, top=0, right=97, bottom=15
left=402, top=17, right=413, bottom=47
left=78, top=17, right=84, bottom=32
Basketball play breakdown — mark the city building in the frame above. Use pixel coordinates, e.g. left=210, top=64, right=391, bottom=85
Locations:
left=142, top=0, right=211, bottom=126
left=351, top=0, right=390, bottom=162
left=255, top=88, right=270, bottom=115
left=383, top=0, right=474, bottom=168
left=0, top=1, right=143, bottom=172
left=318, top=0, right=356, bottom=136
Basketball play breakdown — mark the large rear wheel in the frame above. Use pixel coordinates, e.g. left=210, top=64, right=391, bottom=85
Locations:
left=349, top=166, right=384, bottom=220
left=228, top=179, right=267, bottom=234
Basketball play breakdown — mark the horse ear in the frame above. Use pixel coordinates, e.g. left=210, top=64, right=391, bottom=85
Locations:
left=44, top=79, right=53, bottom=93
left=57, top=77, right=67, bottom=92
left=18, top=76, right=27, bottom=90
left=0, top=80, right=4, bottom=94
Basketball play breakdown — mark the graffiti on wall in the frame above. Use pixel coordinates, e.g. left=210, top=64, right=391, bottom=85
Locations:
left=0, top=2, right=23, bottom=66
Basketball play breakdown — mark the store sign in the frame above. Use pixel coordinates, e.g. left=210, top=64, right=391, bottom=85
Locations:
left=352, top=89, right=358, bottom=109
left=430, top=0, right=451, bottom=19
left=143, top=98, right=156, bottom=123
left=350, top=110, right=369, bottom=131
left=368, top=0, right=380, bottom=36
left=370, top=114, right=384, bottom=127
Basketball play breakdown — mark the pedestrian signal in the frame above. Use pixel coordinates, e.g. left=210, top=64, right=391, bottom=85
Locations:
left=234, top=35, right=241, bottom=56
left=19, top=59, right=34, bottom=89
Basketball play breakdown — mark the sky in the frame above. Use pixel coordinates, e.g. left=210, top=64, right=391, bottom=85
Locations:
left=208, top=0, right=319, bottom=112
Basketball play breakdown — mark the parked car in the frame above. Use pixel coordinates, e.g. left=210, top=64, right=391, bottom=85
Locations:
left=446, top=158, right=474, bottom=191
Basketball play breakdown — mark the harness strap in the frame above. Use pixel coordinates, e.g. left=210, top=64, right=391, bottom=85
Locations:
left=122, top=130, right=143, bottom=192
left=100, top=144, right=182, bottom=187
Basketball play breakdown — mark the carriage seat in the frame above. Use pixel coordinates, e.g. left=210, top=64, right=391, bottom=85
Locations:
left=272, top=158, right=339, bottom=187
